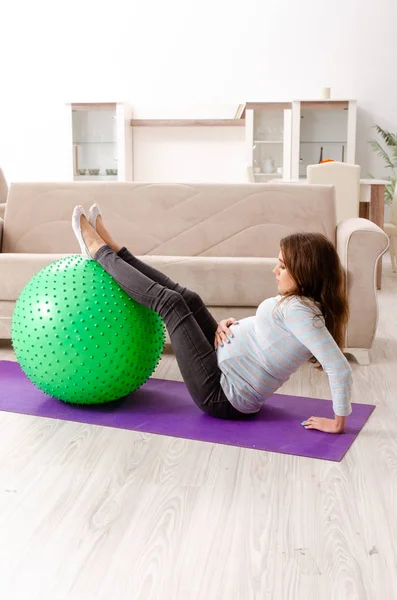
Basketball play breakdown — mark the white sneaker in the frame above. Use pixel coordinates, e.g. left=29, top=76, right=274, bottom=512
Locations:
left=72, top=205, right=92, bottom=260
left=88, top=203, right=102, bottom=230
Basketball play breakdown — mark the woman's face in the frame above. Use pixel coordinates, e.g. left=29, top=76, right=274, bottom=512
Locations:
left=273, top=250, right=297, bottom=294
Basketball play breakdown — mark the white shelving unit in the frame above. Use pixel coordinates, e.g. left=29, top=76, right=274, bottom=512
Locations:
left=64, top=100, right=357, bottom=184
left=245, top=102, right=293, bottom=182
left=291, top=100, right=357, bottom=179
left=66, top=102, right=133, bottom=182
left=245, top=99, right=357, bottom=182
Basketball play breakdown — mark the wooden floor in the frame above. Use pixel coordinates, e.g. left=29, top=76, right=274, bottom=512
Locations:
left=0, top=257, right=396, bottom=600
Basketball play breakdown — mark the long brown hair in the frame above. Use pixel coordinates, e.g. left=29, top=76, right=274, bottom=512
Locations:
left=279, top=232, right=349, bottom=366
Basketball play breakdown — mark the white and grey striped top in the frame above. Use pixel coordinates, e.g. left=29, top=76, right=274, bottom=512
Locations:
left=217, top=295, right=352, bottom=416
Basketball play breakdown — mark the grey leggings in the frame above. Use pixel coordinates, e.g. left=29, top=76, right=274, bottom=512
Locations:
left=94, top=245, right=247, bottom=420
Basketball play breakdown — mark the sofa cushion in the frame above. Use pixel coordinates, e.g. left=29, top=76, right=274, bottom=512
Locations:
left=142, top=255, right=279, bottom=306
left=0, top=301, right=258, bottom=341
left=0, top=253, right=278, bottom=307
left=0, top=253, right=70, bottom=300
left=3, top=182, right=336, bottom=256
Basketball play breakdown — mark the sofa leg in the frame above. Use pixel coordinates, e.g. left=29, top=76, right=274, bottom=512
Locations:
left=345, top=348, right=370, bottom=366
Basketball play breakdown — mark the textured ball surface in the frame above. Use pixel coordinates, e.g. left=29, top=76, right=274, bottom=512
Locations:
left=11, top=255, right=165, bottom=404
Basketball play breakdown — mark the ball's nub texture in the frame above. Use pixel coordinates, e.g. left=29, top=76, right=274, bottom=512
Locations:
left=11, top=255, right=165, bottom=404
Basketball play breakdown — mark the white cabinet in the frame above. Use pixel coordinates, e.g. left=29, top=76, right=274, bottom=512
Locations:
left=245, top=102, right=292, bottom=182
left=66, top=102, right=133, bottom=182
left=246, top=100, right=357, bottom=182
left=291, top=100, right=357, bottom=179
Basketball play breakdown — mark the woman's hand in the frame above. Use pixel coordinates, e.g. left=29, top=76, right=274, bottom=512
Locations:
left=215, top=318, right=238, bottom=350
left=301, top=415, right=347, bottom=434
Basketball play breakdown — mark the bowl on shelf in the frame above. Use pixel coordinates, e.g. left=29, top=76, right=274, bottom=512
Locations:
left=88, top=169, right=100, bottom=176
left=105, top=169, right=118, bottom=176
left=77, top=168, right=87, bottom=175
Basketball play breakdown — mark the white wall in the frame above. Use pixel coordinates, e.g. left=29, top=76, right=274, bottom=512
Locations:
left=1, top=0, right=396, bottom=183
left=131, top=105, right=246, bottom=182
left=133, top=125, right=246, bottom=183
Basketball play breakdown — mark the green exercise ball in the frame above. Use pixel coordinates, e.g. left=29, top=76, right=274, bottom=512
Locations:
left=11, top=255, right=165, bottom=404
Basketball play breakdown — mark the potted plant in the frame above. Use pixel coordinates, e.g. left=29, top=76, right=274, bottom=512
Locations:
left=369, top=126, right=397, bottom=209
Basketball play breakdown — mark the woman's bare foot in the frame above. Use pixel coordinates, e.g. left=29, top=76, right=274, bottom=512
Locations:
left=95, top=214, right=122, bottom=254
left=80, top=214, right=106, bottom=257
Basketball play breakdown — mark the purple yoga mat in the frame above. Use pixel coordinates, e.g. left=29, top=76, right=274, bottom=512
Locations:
left=0, top=360, right=374, bottom=461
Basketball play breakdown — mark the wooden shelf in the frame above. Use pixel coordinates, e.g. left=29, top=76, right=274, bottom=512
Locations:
left=246, top=102, right=291, bottom=110
left=300, top=100, right=349, bottom=109
left=130, top=119, right=245, bottom=127
left=72, top=103, right=117, bottom=111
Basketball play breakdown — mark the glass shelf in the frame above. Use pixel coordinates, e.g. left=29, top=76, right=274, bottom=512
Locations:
left=70, top=102, right=132, bottom=182
left=73, top=141, right=116, bottom=144
left=73, top=175, right=118, bottom=181
left=253, top=140, right=283, bottom=144
left=300, top=141, right=347, bottom=144
left=254, top=172, right=282, bottom=178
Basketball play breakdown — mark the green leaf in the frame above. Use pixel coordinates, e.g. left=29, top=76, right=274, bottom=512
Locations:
left=391, top=145, right=397, bottom=164
left=370, top=140, right=395, bottom=169
left=374, top=125, right=397, bottom=147
left=373, top=176, right=396, bottom=204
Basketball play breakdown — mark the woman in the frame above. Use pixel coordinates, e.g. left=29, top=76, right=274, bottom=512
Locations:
left=72, top=204, right=352, bottom=435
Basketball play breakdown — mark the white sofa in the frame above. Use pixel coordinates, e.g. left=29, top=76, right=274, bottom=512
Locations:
left=0, top=182, right=389, bottom=364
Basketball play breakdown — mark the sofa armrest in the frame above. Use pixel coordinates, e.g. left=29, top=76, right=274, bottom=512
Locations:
left=0, top=218, right=3, bottom=251
left=337, top=218, right=389, bottom=350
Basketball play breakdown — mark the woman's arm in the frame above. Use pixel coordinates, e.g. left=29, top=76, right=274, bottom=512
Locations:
left=283, top=300, right=352, bottom=433
left=335, top=415, right=347, bottom=432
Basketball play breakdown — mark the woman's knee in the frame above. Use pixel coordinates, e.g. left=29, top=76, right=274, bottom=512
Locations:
left=182, top=288, right=204, bottom=311
left=156, top=288, right=188, bottom=317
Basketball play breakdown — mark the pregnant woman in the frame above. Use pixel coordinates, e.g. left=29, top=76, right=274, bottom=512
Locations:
left=72, top=204, right=352, bottom=435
